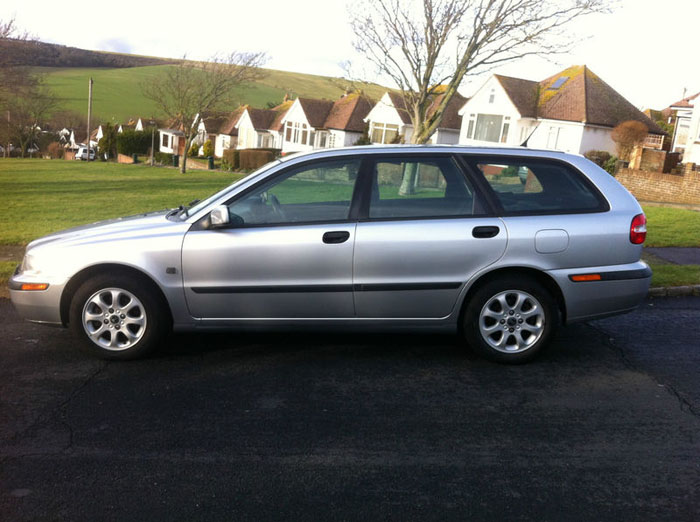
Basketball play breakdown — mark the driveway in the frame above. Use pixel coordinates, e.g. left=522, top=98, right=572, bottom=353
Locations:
left=1, top=297, right=699, bottom=521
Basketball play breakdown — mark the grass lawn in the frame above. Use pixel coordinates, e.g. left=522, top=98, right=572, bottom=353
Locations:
left=0, top=159, right=243, bottom=245
left=647, top=264, right=700, bottom=288
left=642, top=205, right=700, bottom=247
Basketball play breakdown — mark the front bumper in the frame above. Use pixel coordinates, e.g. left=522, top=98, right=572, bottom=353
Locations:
left=548, top=261, right=652, bottom=323
left=9, top=269, right=66, bottom=325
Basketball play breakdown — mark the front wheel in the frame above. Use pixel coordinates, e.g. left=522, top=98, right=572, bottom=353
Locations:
left=69, top=274, right=169, bottom=360
left=463, top=276, right=559, bottom=364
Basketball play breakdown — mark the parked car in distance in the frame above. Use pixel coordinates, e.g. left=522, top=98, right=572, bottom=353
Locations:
left=9, top=146, right=651, bottom=363
left=75, top=146, right=96, bottom=161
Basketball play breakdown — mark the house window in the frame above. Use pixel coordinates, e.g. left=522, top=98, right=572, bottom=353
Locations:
left=310, top=130, right=316, bottom=147
left=546, top=126, right=561, bottom=149
left=370, top=122, right=399, bottom=144
left=489, top=89, right=495, bottom=103
left=284, top=122, right=312, bottom=145
left=328, top=134, right=336, bottom=148
left=500, top=117, right=510, bottom=143
left=319, top=132, right=327, bottom=148
left=161, top=133, right=169, bottom=148
left=466, top=114, right=476, bottom=139
left=285, top=124, right=293, bottom=142
left=474, top=114, right=503, bottom=142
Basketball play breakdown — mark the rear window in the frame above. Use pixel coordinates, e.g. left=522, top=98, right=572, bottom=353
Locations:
left=467, top=158, right=606, bottom=214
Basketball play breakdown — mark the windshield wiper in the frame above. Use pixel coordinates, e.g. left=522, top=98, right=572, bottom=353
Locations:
left=173, top=199, right=201, bottom=219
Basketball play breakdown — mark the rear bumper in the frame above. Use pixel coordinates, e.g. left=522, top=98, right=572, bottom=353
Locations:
left=547, top=261, right=652, bottom=323
left=8, top=271, right=65, bottom=325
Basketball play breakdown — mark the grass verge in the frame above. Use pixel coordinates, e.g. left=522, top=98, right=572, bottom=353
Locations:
left=648, top=264, right=700, bottom=288
left=643, top=206, right=700, bottom=247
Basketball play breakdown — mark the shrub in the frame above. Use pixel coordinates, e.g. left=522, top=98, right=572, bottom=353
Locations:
left=354, top=123, right=371, bottom=145
left=188, top=141, right=200, bottom=157
left=98, top=123, right=118, bottom=158
left=611, top=120, right=648, bottom=161
left=47, top=142, right=64, bottom=159
left=202, top=139, right=214, bottom=157
left=583, top=150, right=612, bottom=168
left=221, top=148, right=240, bottom=171
left=116, top=130, right=150, bottom=156
left=603, top=156, right=618, bottom=175
left=239, top=149, right=275, bottom=170
left=154, top=151, right=173, bottom=165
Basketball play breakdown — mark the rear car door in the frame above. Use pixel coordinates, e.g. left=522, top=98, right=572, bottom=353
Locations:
left=352, top=154, right=507, bottom=318
left=182, top=157, right=363, bottom=320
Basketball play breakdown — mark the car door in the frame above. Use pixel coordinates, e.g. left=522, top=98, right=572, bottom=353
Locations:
left=352, top=154, right=507, bottom=319
left=182, top=157, right=363, bottom=320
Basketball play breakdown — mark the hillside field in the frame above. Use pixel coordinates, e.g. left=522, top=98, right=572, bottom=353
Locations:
left=38, top=65, right=389, bottom=123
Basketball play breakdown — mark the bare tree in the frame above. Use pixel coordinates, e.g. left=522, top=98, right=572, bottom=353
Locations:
left=142, top=52, right=267, bottom=173
left=349, top=0, right=612, bottom=144
left=6, top=82, right=57, bottom=157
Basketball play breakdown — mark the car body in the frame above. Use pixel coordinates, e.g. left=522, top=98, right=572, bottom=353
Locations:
left=75, top=146, right=96, bottom=161
left=9, top=145, right=651, bottom=362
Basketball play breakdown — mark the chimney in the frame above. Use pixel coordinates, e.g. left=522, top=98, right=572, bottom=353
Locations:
left=283, top=93, right=289, bottom=103
left=682, top=87, right=687, bottom=100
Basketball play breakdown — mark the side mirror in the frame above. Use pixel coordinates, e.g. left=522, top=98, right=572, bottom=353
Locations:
left=209, top=205, right=230, bottom=227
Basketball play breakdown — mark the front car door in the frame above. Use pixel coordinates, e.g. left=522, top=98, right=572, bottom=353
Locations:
left=182, top=157, right=364, bottom=320
left=352, top=154, right=507, bottom=319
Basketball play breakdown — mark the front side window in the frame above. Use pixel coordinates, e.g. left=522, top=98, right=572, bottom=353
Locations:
left=470, top=158, right=605, bottom=214
left=226, top=159, right=361, bottom=226
left=370, top=123, right=399, bottom=144
left=474, top=114, right=503, bottom=142
left=368, top=157, right=480, bottom=219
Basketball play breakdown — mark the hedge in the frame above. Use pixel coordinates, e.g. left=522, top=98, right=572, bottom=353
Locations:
left=240, top=149, right=275, bottom=170
left=116, top=130, right=151, bottom=156
left=222, top=149, right=240, bottom=171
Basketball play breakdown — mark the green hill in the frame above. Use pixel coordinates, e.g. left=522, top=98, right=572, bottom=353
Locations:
left=37, top=65, right=389, bottom=123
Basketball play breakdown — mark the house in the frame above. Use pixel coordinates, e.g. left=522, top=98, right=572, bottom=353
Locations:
left=458, top=65, right=665, bottom=155
left=280, top=93, right=373, bottom=153
left=364, top=91, right=466, bottom=145
left=214, top=107, right=245, bottom=157
left=158, top=124, right=186, bottom=155
left=89, top=125, right=104, bottom=147
left=664, top=92, right=699, bottom=157
left=235, top=107, right=279, bottom=149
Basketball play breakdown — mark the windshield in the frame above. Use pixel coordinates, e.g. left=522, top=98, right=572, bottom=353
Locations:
left=176, top=160, right=281, bottom=220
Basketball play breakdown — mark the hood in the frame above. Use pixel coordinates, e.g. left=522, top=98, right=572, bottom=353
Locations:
left=27, top=210, right=178, bottom=252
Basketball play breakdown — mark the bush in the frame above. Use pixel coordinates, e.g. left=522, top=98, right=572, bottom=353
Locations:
left=583, top=150, right=612, bottom=168
left=603, top=155, right=618, bottom=175
left=47, top=142, right=64, bottom=159
left=154, top=151, right=173, bottom=165
left=239, top=149, right=275, bottom=170
left=221, top=148, right=240, bottom=171
left=116, top=130, right=150, bottom=156
left=611, top=120, right=648, bottom=161
left=98, top=123, right=118, bottom=158
left=188, top=141, right=200, bottom=157
left=202, top=139, right=214, bottom=157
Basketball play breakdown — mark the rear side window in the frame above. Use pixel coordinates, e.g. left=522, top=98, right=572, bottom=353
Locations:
left=468, top=158, right=606, bottom=214
left=368, top=157, right=482, bottom=219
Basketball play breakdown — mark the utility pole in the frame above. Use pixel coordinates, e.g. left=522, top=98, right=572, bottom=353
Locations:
left=86, top=77, right=93, bottom=162
left=5, top=110, right=9, bottom=158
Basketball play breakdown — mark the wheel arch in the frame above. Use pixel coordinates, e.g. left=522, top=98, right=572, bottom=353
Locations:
left=60, top=263, right=173, bottom=327
left=457, top=266, right=567, bottom=329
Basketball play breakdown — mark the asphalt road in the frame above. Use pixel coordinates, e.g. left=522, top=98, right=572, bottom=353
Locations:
left=1, top=297, right=699, bottom=521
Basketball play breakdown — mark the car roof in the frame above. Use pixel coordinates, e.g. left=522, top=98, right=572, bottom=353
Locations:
left=279, top=144, right=574, bottom=163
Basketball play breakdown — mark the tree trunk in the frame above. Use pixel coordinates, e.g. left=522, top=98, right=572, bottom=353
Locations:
left=398, top=162, right=418, bottom=196
left=180, top=135, right=190, bottom=174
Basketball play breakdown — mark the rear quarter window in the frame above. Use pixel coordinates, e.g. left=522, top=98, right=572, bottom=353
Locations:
left=466, top=157, right=607, bottom=215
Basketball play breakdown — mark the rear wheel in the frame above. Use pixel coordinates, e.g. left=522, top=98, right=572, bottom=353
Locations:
left=69, top=273, right=169, bottom=360
left=463, top=276, right=558, bottom=364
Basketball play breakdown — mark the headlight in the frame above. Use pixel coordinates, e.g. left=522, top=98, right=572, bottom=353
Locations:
left=20, top=254, right=34, bottom=272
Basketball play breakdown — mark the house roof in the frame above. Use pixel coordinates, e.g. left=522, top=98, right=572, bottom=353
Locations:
left=296, top=98, right=335, bottom=128
left=218, top=107, right=246, bottom=136
left=246, top=108, right=278, bottom=131
left=669, top=91, right=699, bottom=109
left=426, top=92, right=468, bottom=130
left=386, top=92, right=412, bottom=124
left=269, top=100, right=295, bottom=131
left=201, top=115, right=227, bottom=134
left=324, top=94, right=373, bottom=132
left=493, top=65, right=665, bottom=135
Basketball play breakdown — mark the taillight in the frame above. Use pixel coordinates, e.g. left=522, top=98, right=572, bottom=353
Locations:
left=630, top=213, right=647, bottom=244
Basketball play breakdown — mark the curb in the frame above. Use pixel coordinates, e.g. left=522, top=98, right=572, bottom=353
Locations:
left=648, top=285, right=700, bottom=297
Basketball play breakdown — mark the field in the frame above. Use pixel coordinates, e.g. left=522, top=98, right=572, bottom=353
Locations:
left=0, top=159, right=698, bottom=290
left=39, top=65, right=389, bottom=122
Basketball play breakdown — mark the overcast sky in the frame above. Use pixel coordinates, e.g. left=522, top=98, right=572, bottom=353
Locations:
left=5, top=0, right=699, bottom=109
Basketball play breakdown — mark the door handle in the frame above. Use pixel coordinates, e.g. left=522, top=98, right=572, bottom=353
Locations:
left=472, top=226, right=500, bottom=238
left=323, top=231, right=350, bottom=244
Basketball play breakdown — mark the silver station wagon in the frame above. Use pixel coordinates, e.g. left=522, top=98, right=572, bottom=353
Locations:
left=9, top=146, right=651, bottom=363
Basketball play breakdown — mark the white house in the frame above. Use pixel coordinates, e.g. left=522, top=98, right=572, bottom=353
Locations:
left=158, top=127, right=185, bottom=155
left=364, top=91, right=466, bottom=145
left=235, top=107, right=279, bottom=150
left=458, top=65, right=665, bottom=155
left=280, top=94, right=373, bottom=154
left=676, top=93, right=700, bottom=165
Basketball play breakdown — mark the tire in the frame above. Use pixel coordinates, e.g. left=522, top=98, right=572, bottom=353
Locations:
left=69, top=273, right=170, bottom=360
left=463, top=276, right=558, bottom=364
